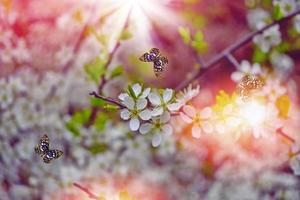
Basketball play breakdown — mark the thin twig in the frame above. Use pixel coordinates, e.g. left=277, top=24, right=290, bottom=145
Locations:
left=176, top=9, right=300, bottom=91
left=89, top=91, right=125, bottom=109
left=97, top=8, right=133, bottom=93
left=225, top=53, right=240, bottom=69
left=277, top=128, right=296, bottom=145
left=73, top=183, right=98, bottom=200
left=62, top=5, right=98, bottom=73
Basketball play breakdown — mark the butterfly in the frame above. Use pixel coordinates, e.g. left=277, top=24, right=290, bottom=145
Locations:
left=139, top=48, right=168, bottom=77
left=236, top=74, right=264, bottom=101
left=35, top=134, right=63, bottom=163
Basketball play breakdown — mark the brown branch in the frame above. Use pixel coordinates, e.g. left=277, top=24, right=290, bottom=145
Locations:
left=176, top=9, right=300, bottom=91
left=73, top=182, right=98, bottom=200
left=225, top=53, right=240, bottom=69
left=97, top=8, right=132, bottom=94
left=89, top=91, right=125, bottom=109
left=277, top=128, right=296, bottom=145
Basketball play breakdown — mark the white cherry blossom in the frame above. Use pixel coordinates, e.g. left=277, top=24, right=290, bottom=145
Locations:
left=231, top=60, right=265, bottom=82
left=253, top=25, right=281, bottom=53
left=180, top=105, right=213, bottom=138
left=120, top=96, right=152, bottom=131
left=148, top=88, right=180, bottom=116
left=139, top=112, right=173, bottom=147
left=273, top=0, right=298, bottom=16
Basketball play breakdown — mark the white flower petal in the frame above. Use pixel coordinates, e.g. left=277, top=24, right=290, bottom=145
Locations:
left=162, top=124, right=173, bottom=136
left=139, top=109, right=152, bottom=120
left=124, top=96, right=135, bottom=110
left=202, top=122, right=214, bottom=133
left=141, top=88, right=151, bottom=98
left=192, top=125, right=201, bottom=138
left=120, top=109, right=131, bottom=120
left=183, top=105, right=196, bottom=118
left=216, top=122, right=226, bottom=134
left=200, top=107, right=212, bottom=119
left=151, top=107, right=164, bottom=117
left=160, top=111, right=171, bottom=123
left=252, top=63, right=261, bottom=74
left=136, top=98, right=147, bottom=110
left=132, top=83, right=142, bottom=96
left=163, top=89, right=173, bottom=103
left=167, top=102, right=181, bottom=111
left=148, top=92, right=161, bottom=106
left=231, top=72, right=244, bottom=82
left=139, top=123, right=153, bottom=134
left=118, top=93, right=129, bottom=101
left=129, top=117, right=140, bottom=131
left=290, top=156, right=300, bottom=176
left=180, top=112, right=193, bottom=124
left=240, top=60, right=251, bottom=73
left=152, top=133, right=162, bottom=147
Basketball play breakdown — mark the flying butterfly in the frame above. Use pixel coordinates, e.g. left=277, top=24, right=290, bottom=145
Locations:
left=139, top=48, right=168, bottom=77
left=236, top=74, right=264, bottom=101
left=35, top=134, right=63, bottom=164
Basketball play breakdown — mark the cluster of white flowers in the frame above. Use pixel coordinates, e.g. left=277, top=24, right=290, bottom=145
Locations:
left=273, top=0, right=300, bottom=16
left=119, top=83, right=180, bottom=147
left=253, top=25, right=282, bottom=53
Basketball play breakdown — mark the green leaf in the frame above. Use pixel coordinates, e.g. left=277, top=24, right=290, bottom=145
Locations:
left=90, top=98, right=106, bottom=107
left=178, top=27, right=191, bottom=45
left=252, top=47, right=267, bottom=63
left=127, top=85, right=136, bottom=99
left=65, top=109, right=92, bottom=137
left=120, top=29, right=132, bottom=40
left=94, top=113, right=108, bottom=131
left=273, top=4, right=284, bottom=20
left=103, top=104, right=120, bottom=110
left=110, top=65, right=124, bottom=78
left=66, top=122, right=81, bottom=137
left=88, top=143, right=109, bottom=154
left=194, top=31, right=204, bottom=42
left=84, top=56, right=106, bottom=83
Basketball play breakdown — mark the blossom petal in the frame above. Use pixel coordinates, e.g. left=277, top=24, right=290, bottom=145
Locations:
left=160, top=111, right=171, bottom=123
left=183, top=105, right=196, bottom=118
left=180, top=112, right=193, bottom=124
left=118, top=93, right=129, bottom=101
left=139, top=109, right=152, bottom=120
left=163, top=89, right=173, bottom=103
left=162, top=124, right=173, bottom=136
left=240, top=60, right=251, bottom=73
left=167, top=102, right=181, bottom=111
left=152, top=133, right=162, bottom=147
left=139, top=123, right=152, bottom=134
left=200, top=107, right=212, bottom=119
left=192, top=125, right=201, bottom=138
left=231, top=72, right=244, bottom=82
left=132, top=83, right=142, bottom=97
left=129, top=117, right=140, bottom=131
left=120, top=109, right=131, bottom=120
left=148, top=92, right=161, bottom=106
left=151, top=107, right=164, bottom=117
left=124, top=96, right=135, bottom=110
left=136, top=98, right=147, bottom=110
left=140, top=88, right=151, bottom=98
left=290, top=156, right=300, bottom=176
left=202, top=121, right=213, bottom=133
left=216, top=122, right=226, bottom=134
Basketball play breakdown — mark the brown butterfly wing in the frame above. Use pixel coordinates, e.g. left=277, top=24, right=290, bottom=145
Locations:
left=42, top=149, right=63, bottom=164
left=153, top=56, right=168, bottom=77
left=35, top=134, right=49, bottom=155
left=139, top=53, right=151, bottom=62
left=149, top=48, right=160, bottom=56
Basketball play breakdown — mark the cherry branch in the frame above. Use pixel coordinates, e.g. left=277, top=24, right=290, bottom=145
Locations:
left=73, top=183, right=98, bottom=200
left=176, top=9, right=300, bottom=91
left=98, top=8, right=132, bottom=94
left=89, top=91, right=125, bottom=109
